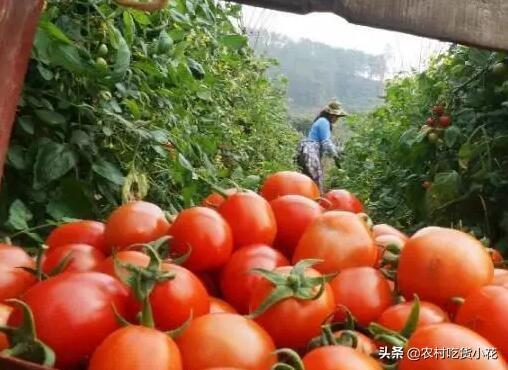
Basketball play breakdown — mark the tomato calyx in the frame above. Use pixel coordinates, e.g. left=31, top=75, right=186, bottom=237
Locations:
left=248, top=259, right=336, bottom=319
left=271, top=348, right=304, bottom=370
left=368, top=295, right=421, bottom=349
left=357, top=213, right=374, bottom=230
left=0, top=300, right=55, bottom=367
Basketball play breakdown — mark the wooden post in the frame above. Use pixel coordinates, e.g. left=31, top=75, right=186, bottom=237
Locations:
left=0, top=0, right=43, bottom=187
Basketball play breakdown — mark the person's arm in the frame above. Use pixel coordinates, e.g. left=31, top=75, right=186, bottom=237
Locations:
left=317, top=119, right=339, bottom=158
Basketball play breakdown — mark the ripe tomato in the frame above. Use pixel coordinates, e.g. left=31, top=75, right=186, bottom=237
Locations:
left=432, top=105, right=445, bottom=116
left=0, top=244, right=36, bottom=301
left=260, top=171, right=320, bottom=201
left=270, top=195, right=323, bottom=257
left=330, top=267, right=393, bottom=326
left=209, top=297, right=237, bottom=314
left=218, top=192, right=277, bottom=249
left=201, top=188, right=238, bottom=208
left=220, top=244, right=289, bottom=314
left=89, top=325, right=182, bottom=370
left=0, top=303, right=12, bottom=351
left=438, top=115, right=451, bottom=127
left=46, top=220, right=107, bottom=254
left=397, top=227, right=493, bottom=306
left=293, top=211, right=377, bottom=274
left=492, top=268, right=508, bottom=287
left=105, top=201, right=171, bottom=251
left=303, top=346, right=382, bottom=370
left=455, top=285, right=508, bottom=359
left=9, top=272, right=131, bottom=369
left=399, top=323, right=507, bottom=370
left=319, top=189, right=364, bottom=213
left=176, top=313, right=276, bottom=370
left=487, top=248, right=503, bottom=264
left=42, top=243, right=105, bottom=274
left=426, top=117, right=436, bottom=126
left=249, top=266, right=336, bottom=349
left=96, top=250, right=150, bottom=283
left=168, top=207, right=233, bottom=271
left=372, top=224, right=408, bottom=241
left=150, top=263, right=210, bottom=331
left=377, top=300, right=449, bottom=332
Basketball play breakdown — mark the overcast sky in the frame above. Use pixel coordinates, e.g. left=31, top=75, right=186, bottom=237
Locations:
left=242, top=5, right=449, bottom=76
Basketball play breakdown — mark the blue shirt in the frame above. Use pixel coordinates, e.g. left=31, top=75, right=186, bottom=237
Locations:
left=307, top=117, right=332, bottom=142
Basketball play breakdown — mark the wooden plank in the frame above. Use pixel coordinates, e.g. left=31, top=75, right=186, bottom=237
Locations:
left=0, top=356, right=58, bottom=370
left=232, top=0, right=508, bottom=51
left=0, top=0, right=43, bottom=187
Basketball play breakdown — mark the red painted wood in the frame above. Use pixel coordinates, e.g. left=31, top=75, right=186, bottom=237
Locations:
left=0, top=0, right=43, bottom=187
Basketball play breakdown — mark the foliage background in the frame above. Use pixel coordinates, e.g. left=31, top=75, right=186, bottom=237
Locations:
left=330, top=46, right=508, bottom=253
left=0, top=0, right=299, bottom=242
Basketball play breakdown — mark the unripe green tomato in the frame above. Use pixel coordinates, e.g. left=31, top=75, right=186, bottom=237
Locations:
left=97, top=44, right=109, bottom=57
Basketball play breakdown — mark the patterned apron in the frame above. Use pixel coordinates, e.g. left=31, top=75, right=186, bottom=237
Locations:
left=296, top=139, right=324, bottom=194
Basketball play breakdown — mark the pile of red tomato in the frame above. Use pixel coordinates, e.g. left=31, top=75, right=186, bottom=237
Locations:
left=0, top=170, right=507, bottom=370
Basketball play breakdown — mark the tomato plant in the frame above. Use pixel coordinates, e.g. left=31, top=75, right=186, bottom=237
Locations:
left=168, top=207, right=233, bottom=271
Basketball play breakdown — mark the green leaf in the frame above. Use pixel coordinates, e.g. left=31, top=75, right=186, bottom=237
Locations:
left=130, top=10, right=151, bottom=25
left=187, top=58, right=205, bottom=79
left=50, top=43, right=87, bottom=74
left=158, top=30, right=173, bottom=54
left=7, top=146, right=26, bottom=171
left=123, top=11, right=136, bottom=45
left=5, top=200, right=33, bottom=231
left=219, top=34, right=247, bottom=50
left=37, top=64, right=53, bottom=81
left=92, top=158, right=125, bottom=186
left=46, top=179, right=93, bottom=220
left=34, top=109, right=66, bottom=126
left=444, top=126, right=461, bottom=148
left=33, top=141, right=77, bottom=190
left=178, top=153, right=194, bottom=171
left=38, top=20, right=74, bottom=45
left=18, top=116, right=35, bottom=135
left=196, top=88, right=212, bottom=101
left=114, top=34, right=131, bottom=76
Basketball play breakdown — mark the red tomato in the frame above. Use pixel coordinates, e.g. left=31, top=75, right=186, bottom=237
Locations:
left=220, top=244, right=289, bottom=314
left=210, top=297, right=237, bottom=314
left=46, top=220, right=107, bottom=254
left=332, top=330, right=377, bottom=355
left=330, top=267, right=393, bottom=326
left=168, top=207, right=233, bottom=271
left=9, top=272, right=131, bottom=369
left=492, top=268, right=508, bottom=287
left=201, top=188, right=238, bottom=208
left=204, top=368, right=246, bottom=370
left=303, top=346, right=382, bottom=370
left=260, top=171, right=320, bottom=201
left=319, top=190, right=364, bottom=213
left=96, top=250, right=150, bottom=283
left=176, top=313, right=276, bottom=370
left=399, top=323, right=507, bottom=370
left=438, top=115, right=452, bottom=127
left=455, top=285, right=508, bottom=359
left=426, top=117, right=436, bottom=126
left=0, top=244, right=36, bottom=301
left=372, top=224, right=408, bottom=241
left=397, top=227, right=493, bottom=306
left=150, top=263, right=210, bottom=331
left=42, top=243, right=105, bottom=274
left=0, top=304, right=12, bottom=351
left=270, top=195, right=323, bottom=257
left=105, top=201, right=171, bottom=251
left=293, top=211, right=377, bottom=274
left=377, top=300, right=449, bottom=332
left=89, top=325, right=182, bottom=370
left=218, top=192, right=277, bottom=249
left=249, top=266, right=336, bottom=349
left=487, top=248, right=503, bottom=264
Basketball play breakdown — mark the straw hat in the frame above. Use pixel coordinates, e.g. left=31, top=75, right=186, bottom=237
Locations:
left=324, top=100, right=348, bottom=117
